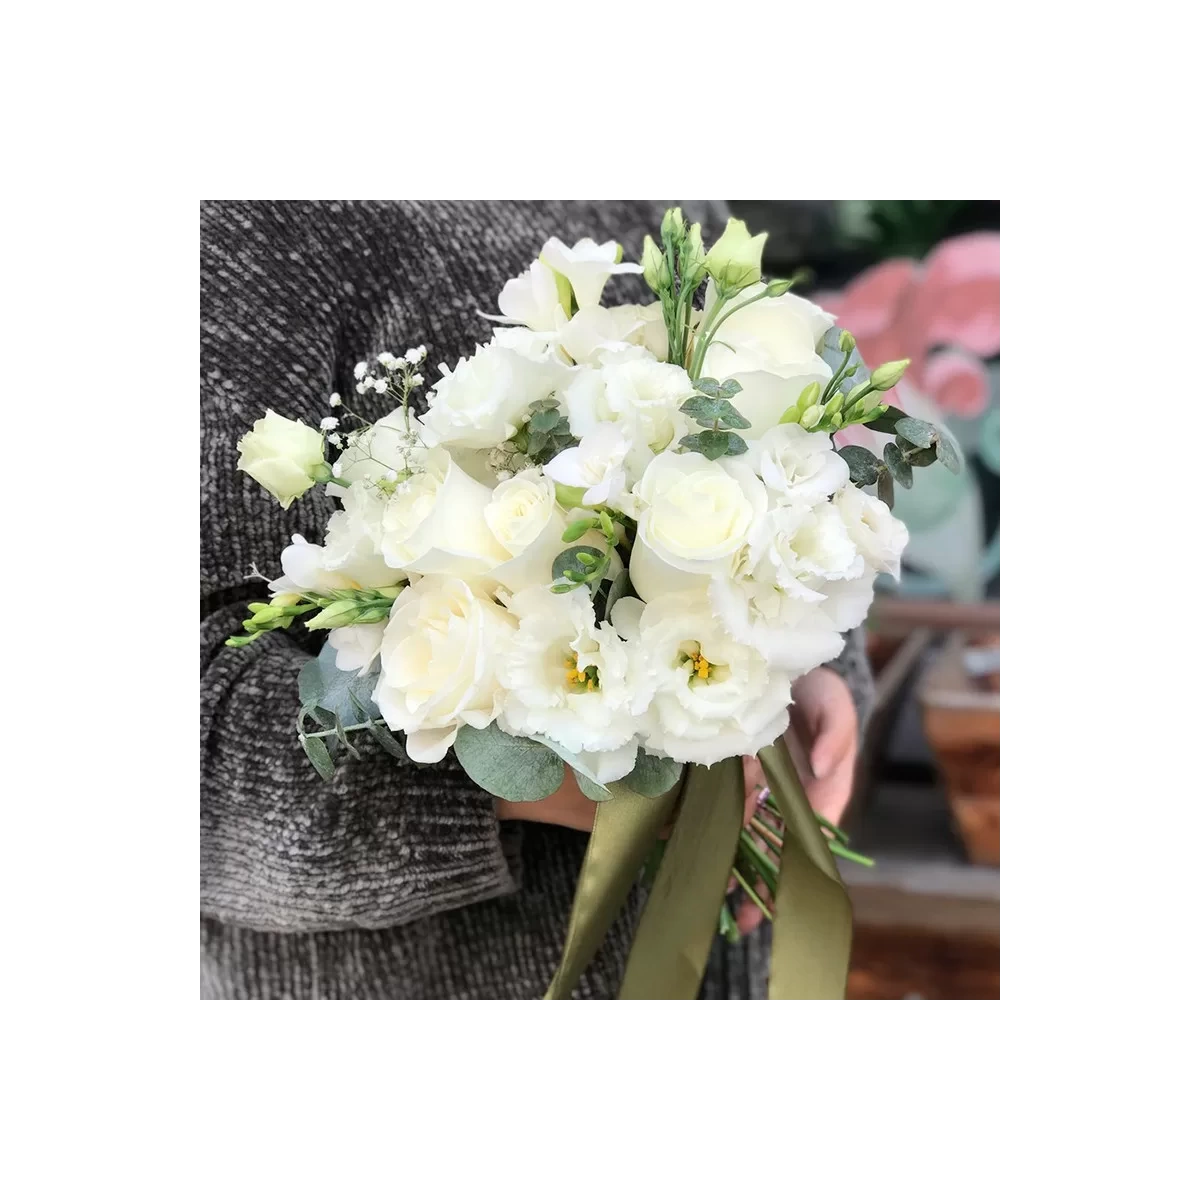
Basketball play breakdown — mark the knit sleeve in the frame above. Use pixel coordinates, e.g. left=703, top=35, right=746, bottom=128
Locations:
left=823, top=623, right=874, bottom=738
left=201, top=600, right=522, bottom=932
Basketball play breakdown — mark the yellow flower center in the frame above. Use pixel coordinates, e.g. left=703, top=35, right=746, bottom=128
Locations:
left=564, top=654, right=600, bottom=692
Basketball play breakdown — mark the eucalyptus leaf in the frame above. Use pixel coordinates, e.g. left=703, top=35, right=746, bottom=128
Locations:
left=883, top=441, right=913, bottom=488
left=715, top=379, right=743, bottom=399
left=907, top=444, right=939, bottom=468
left=366, top=720, right=407, bottom=759
left=936, top=433, right=963, bottom=474
left=837, top=445, right=882, bottom=486
left=894, top=416, right=936, bottom=448
left=680, top=395, right=750, bottom=428
left=453, top=722, right=565, bottom=802
left=876, top=468, right=895, bottom=509
left=301, top=735, right=336, bottom=781
left=679, top=430, right=729, bottom=459
left=864, top=408, right=906, bottom=435
left=694, top=377, right=721, bottom=398
left=298, top=642, right=381, bottom=726
left=573, top=769, right=611, bottom=802
left=624, top=748, right=684, bottom=798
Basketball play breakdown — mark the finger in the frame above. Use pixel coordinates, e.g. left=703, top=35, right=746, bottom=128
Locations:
left=742, top=755, right=768, bottom=826
left=808, top=716, right=854, bottom=782
left=805, top=753, right=855, bottom=825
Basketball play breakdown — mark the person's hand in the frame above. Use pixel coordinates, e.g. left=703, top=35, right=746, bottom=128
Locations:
left=494, top=770, right=597, bottom=832
left=735, top=666, right=859, bottom=934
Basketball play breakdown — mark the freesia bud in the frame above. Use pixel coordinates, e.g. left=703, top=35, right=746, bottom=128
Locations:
left=870, top=359, right=911, bottom=391
left=800, top=404, right=825, bottom=430
left=796, top=381, right=823, bottom=413
left=305, top=599, right=360, bottom=630
left=838, top=329, right=857, bottom=353
left=825, top=391, right=846, bottom=417
left=270, top=592, right=302, bottom=608
left=703, top=217, right=767, bottom=294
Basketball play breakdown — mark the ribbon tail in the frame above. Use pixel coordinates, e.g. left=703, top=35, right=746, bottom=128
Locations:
left=618, top=756, right=745, bottom=1000
left=543, top=781, right=679, bottom=1000
left=759, top=738, right=852, bottom=1000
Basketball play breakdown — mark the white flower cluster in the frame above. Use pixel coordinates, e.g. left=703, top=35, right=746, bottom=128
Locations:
left=236, top=229, right=909, bottom=786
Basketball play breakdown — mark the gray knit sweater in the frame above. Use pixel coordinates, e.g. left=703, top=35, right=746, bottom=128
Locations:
left=200, top=200, right=872, bottom=1000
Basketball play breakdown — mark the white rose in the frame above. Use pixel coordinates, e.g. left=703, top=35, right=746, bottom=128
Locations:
left=422, top=339, right=567, bottom=450
left=629, top=452, right=766, bottom=601
left=321, top=481, right=407, bottom=588
left=496, top=258, right=567, bottom=331
left=563, top=353, right=692, bottom=475
left=373, top=576, right=517, bottom=763
left=236, top=410, right=325, bottom=509
left=381, top=446, right=506, bottom=577
left=751, top=424, right=849, bottom=506
left=483, top=469, right=569, bottom=593
left=539, top=237, right=643, bottom=308
left=722, top=370, right=830, bottom=442
left=556, top=303, right=668, bottom=366
left=496, top=588, right=639, bottom=782
left=542, top=425, right=630, bottom=508
left=702, top=284, right=836, bottom=381
left=329, top=622, right=387, bottom=677
left=835, top=485, right=909, bottom=578
left=612, top=593, right=792, bottom=765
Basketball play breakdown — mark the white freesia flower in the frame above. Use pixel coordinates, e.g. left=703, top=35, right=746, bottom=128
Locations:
left=629, top=452, right=766, bottom=600
left=751, top=424, right=849, bottom=506
left=497, top=588, right=639, bottom=782
left=374, top=577, right=517, bottom=763
left=271, top=533, right=356, bottom=594
left=539, top=237, right=642, bottom=308
left=321, top=481, right=407, bottom=588
left=381, top=446, right=506, bottom=577
left=543, top=425, right=630, bottom=507
left=484, top=469, right=569, bottom=593
left=329, top=622, right=387, bottom=677
left=421, top=340, right=567, bottom=450
left=612, top=593, right=792, bottom=765
left=490, top=324, right=568, bottom=363
left=236, top=410, right=325, bottom=509
left=496, top=258, right=567, bottom=331
left=556, top=303, right=668, bottom=365
left=563, top=352, right=692, bottom=475
left=835, top=485, right=909, bottom=578
left=702, top=284, right=836, bottom=381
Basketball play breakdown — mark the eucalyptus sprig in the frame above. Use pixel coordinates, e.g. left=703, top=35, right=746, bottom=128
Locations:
left=676, top=377, right=751, bottom=459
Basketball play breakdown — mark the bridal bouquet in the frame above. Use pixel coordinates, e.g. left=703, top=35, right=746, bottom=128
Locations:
left=229, top=207, right=958, bottom=999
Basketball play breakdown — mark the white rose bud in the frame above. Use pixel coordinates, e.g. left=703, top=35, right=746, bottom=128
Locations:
left=236, top=409, right=325, bottom=509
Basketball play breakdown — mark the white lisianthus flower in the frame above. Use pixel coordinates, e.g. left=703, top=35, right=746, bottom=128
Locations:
left=751, top=424, right=849, bottom=506
left=321, top=481, right=407, bottom=588
left=556, top=303, right=668, bottom=365
left=702, top=284, right=837, bottom=381
left=835, top=485, right=909, bottom=578
left=421, top=340, right=567, bottom=450
left=563, top=352, right=692, bottom=475
left=380, top=446, right=506, bottom=577
left=629, top=452, right=766, bottom=600
left=496, top=588, right=640, bottom=783
left=612, top=594, right=792, bottom=766
left=543, top=425, right=630, bottom=508
left=496, top=259, right=567, bottom=331
left=484, top=469, right=569, bottom=593
left=236, top=410, right=325, bottom=509
left=815, top=573, right=879, bottom=632
left=539, top=237, right=643, bottom=308
left=329, top=622, right=387, bottom=677
left=750, top=500, right=864, bottom=591
left=373, top=577, right=516, bottom=763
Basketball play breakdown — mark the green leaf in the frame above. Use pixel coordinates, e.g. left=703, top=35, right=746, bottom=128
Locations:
left=936, top=432, right=963, bottom=474
left=715, top=379, right=742, bottom=399
left=623, top=748, right=683, bottom=798
left=837, top=445, right=882, bottom=486
left=680, top=395, right=750, bottom=428
left=528, top=407, right=562, bottom=434
left=301, top=735, right=336, bottom=781
left=573, top=769, right=611, bottom=802
left=876, top=468, right=895, bottom=509
left=298, top=642, right=381, bottom=726
left=453, top=722, right=565, bottom=802
left=552, top=546, right=605, bottom=584
left=894, top=416, right=936, bottom=448
left=864, top=408, right=906, bottom=435
left=678, top=430, right=735, bottom=460
left=722, top=432, right=748, bottom=456
left=366, top=720, right=407, bottom=759
left=907, top=444, right=939, bottom=468
left=693, top=377, right=721, bottom=398
left=883, top=441, right=913, bottom=488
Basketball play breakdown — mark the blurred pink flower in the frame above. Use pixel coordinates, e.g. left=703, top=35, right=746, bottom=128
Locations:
left=816, top=231, right=999, bottom=422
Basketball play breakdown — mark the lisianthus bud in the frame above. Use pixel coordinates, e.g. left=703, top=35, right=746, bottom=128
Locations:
left=703, top=217, right=767, bottom=294
left=680, top=223, right=706, bottom=286
left=305, top=598, right=361, bottom=630
left=838, top=330, right=857, bottom=353
left=374, top=585, right=404, bottom=600
left=641, top=236, right=670, bottom=295
left=763, top=278, right=793, bottom=298
left=870, top=359, right=911, bottom=391
left=796, top=381, right=823, bottom=413
left=661, top=207, right=686, bottom=245
left=236, top=410, right=325, bottom=509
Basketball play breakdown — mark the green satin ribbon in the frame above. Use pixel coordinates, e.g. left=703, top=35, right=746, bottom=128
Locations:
left=759, top=741, right=852, bottom=999
left=543, top=738, right=852, bottom=1000
left=618, top=756, right=745, bottom=999
left=542, top=780, right=680, bottom=1000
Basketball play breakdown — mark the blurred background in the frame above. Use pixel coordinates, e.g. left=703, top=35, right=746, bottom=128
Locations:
left=729, top=201, right=1000, bottom=999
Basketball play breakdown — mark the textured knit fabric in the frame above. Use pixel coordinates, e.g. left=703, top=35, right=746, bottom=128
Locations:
left=200, top=200, right=873, bottom=1000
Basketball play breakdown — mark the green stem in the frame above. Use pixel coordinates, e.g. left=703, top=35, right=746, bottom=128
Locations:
left=822, top=348, right=855, bottom=403
left=815, top=813, right=851, bottom=845
left=730, top=867, right=774, bottom=921
left=690, top=286, right=773, bottom=379
left=829, top=842, right=875, bottom=867
left=302, top=719, right=387, bottom=741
